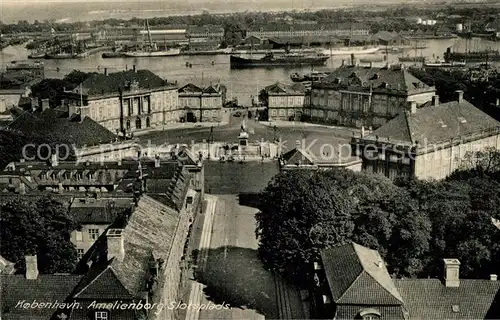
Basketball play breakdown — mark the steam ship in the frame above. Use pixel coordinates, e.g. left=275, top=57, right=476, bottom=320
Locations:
left=444, top=47, right=500, bottom=62
left=230, top=52, right=329, bottom=69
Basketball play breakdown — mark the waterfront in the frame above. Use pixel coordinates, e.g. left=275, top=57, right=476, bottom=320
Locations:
left=1, top=38, right=499, bottom=106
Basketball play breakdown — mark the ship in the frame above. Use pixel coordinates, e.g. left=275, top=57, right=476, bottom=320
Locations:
left=123, top=48, right=180, bottom=57
left=230, top=52, right=329, bottom=69
left=102, top=51, right=128, bottom=58
left=444, top=47, right=500, bottom=62
left=44, top=53, right=78, bottom=59
left=28, top=52, right=46, bottom=59
left=399, top=56, right=426, bottom=63
left=424, top=60, right=466, bottom=68
left=320, top=46, right=379, bottom=56
left=122, top=19, right=180, bottom=57
left=290, top=71, right=328, bottom=82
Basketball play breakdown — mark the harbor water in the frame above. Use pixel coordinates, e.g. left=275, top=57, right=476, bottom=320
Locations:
left=1, top=38, right=499, bottom=106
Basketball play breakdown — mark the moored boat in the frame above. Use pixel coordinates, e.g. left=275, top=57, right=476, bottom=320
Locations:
left=123, top=48, right=181, bottom=57
left=45, top=52, right=77, bottom=59
left=321, top=46, right=380, bottom=56
left=102, top=51, right=128, bottom=58
left=230, top=52, right=329, bottom=69
left=399, top=56, right=426, bottom=63
left=444, top=47, right=500, bottom=62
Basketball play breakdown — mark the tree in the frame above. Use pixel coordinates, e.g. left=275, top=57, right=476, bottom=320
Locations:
left=0, top=196, right=77, bottom=273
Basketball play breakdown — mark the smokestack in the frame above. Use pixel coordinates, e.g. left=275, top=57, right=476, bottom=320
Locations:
left=104, top=68, right=108, bottom=76
left=106, top=229, right=125, bottom=262
left=409, top=101, right=417, bottom=114
left=369, top=61, right=373, bottom=68
left=41, top=98, right=50, bottom=112
left=341, top=59, right=345, bottom=67
left=351, top=53, right=356, bottom=66
left=25, top=255, right=39, bottom=280
left=155, top=156, right=160, bottom=168
left=133, top=65, right=136, bottom=73
left=432, top=95, right=439, bottom=106
left=443, top=258, right=460, bottom=287
left=456, top=90, right=464, bottom=104
left=18, top=182, right=26, bottom=195
left=50, top=154, right=58, bottom=167
left=491, top=274, right=498, bottom=281
left=361, top=126, right=365, bottom=138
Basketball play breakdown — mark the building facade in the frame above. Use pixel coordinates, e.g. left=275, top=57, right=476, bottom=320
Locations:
left=351, top=91, right=500, bottom=180
left=260, top=82, right=307, bottom=121
left=64, top=68, right=179, bottom=135
left=308, top=62, right=436, bottom=128
left=178, top=83, right=225, bottom=122
left=247, top=23, right=369, bottom=39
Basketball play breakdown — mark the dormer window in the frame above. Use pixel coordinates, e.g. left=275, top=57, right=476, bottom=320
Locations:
left=358, top=308, right=381, bottom=320
left=95, top=310, right=108, bottom=320
left=458, top=117, right=467, bottom=123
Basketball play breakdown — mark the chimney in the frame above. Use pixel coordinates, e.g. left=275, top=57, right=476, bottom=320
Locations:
left=117, top=159, right=122, bottom=166
left=443, top=258, right=460, bottom=287
left=154, top=157, right=160, bottom=168
left=432, top=95, right=439, bottom=106
left=133, top=65, right=136, bottom=73
left=104, top=68, right=108, bottom=76
left=50, top=154, right=58, bottom=167
left=25, top=255, right=39, bottom=280
left=377, top=261, right=383, bottom=268
left=31, top=97, right=39, bottom=112
left=18, top=182, right=26, bottom=195
left=369, top=61, right=373, bottom=68
left=491, top=274, right=498, bottom=281
left=456, top=90, right=464, bottom=103
left=341, top=59, right=345, bottom=67
left=361, top=126, right=365, bottom=138
left=41, top=98, right=50, bottom=111
left=106, top=229, right=125, bottom=262
left=409, top=101, right=417, bottom=114
left=351, top=53, right=356, bottom=66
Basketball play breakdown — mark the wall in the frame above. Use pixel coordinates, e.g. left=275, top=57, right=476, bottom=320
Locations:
left=414, top=134, right=500, bottom=180
left=0, top=93, right=21, bottom=112
left=71, top=224, right=110, bottom=259
left=268, top=94, right=305, bottom=121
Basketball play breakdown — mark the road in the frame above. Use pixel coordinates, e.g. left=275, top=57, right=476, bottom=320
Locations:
left=195, top=195, right=275, bottom=320
left=138, top=113, right=353, bottom=153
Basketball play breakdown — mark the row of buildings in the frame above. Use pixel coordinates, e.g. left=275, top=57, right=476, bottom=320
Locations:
left=0, top=150, right=205, bottom=320
left=1, top=64, right=226, bottom=137
left=266, top=61, right=500, bottom=181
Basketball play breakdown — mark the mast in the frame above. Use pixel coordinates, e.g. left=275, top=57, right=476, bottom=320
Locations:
left=146, top=19, right=153, bottom=49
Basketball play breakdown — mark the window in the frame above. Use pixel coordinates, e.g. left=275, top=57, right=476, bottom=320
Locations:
left=95, top=311, right=108, bottom=320
left=363, top=315, right=380, bottom=320
left=75, top=231, right=83, bottom=241
left=89, top=229, right=100, bottom=241
left=136, top=117, right=142, bottom=129
left=77, top=249, right=84, bottom=260
left=146, top=117, right=151, bottom=128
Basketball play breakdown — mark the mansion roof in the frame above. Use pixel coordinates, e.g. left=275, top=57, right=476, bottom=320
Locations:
left=4, top=107, right=117, bottom=147
left=77, top=69, right=170, bottom=96
left=362, top=98, right=500, bottom=146
left=264, top=82, right=306, bottom=96
left=317, top=65, right=433, bottom=95
left=319, top=242, right=500, bottom=320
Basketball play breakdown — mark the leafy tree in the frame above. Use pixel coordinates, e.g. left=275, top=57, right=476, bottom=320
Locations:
left=0, top=196, right=77, bottom=273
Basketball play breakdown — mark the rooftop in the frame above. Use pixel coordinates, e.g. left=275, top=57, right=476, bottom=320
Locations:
left=248, top=23, right=367, bottom=32
left=318, top=65, right=433, bottom=94
left=264, top=82, right=307, bottom=95
left=69, top=197, right=134, bottom=224
left=77, top=69, right=170, bottom=96
left=363, top=97, right=500, bottom=146
left=4, top=107, right=117, bottom=147
left=1, top=274, right=83, bottom=319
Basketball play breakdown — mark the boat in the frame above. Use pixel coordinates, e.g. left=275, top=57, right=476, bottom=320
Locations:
left=444, top=47, right=500, bottom=62
left=230, top=52, right=329, bottom=69
left=102, top=51, right=127, bottom=58
left=321, top=46, right=379, bottom=56
left=44, top=53, right=77, bottom=59
left=399, top=56, right=426, bottom=63
left=122, top=19, right=180, bottom=57
left=424, top=60, right=466, bottom=68
left=28, top=52, right=46, bottom=59
left=123, top=48, right=181, bottom=57
left=359, top=56, right=385, bottom=63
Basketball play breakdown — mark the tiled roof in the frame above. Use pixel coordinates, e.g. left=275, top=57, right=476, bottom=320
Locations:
left=281, top=137, right=357, bottom=165
left=395, top=279, right=500, bottom=320
left=178, top=82, right=223, bottom=95
left=5, top=107, right=117, bottom=147
left=368, top=31, right=401, bottom=42
left=77, top=195, right=182, bottom=299
left=1, top=274, right=83, bottom=319
left=364, top=99, right=500, bottom=146
left=69, top=198, right=134, bottom=224
left=320, top=65, right=431, bottom=93
left=249, top=23, right=367, bottom=32
left=335, top=304, right=406, bottom=320
left=79, top=69, right=167, bottom=96
left=321, top=242, right=403, bottom=305
left=265, top=82, right=306, bottom=95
